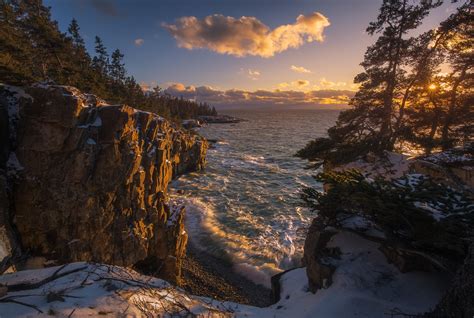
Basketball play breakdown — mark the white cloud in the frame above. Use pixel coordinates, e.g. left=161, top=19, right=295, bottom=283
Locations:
left=240, top=68, right=261, bottom=80
left=291, top=65, right=311, bottom=73
left=162, top=12, right=330, bottom=57
left=134, top=38, right=145, bottom=46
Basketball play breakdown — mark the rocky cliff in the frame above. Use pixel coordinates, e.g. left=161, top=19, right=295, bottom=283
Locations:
left=0, top=84, right=207, bottom=284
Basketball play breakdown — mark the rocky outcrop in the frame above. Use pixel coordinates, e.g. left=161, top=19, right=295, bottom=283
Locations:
left=305, top=149, right=472, bottom=300
left=302, top=218, right=338, bottom=293
left=410, top=145, right=473, bottom=192
left=0, top=84, right=207, bottom=284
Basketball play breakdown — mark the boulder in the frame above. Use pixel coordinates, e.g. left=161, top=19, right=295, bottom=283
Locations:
left=0, top=84, right=208, bottom=285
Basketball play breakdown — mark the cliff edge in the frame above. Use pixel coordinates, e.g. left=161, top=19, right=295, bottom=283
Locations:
left=0, top=84, right=207, bottom=284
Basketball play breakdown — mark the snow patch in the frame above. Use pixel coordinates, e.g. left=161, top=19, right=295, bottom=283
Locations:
left=265, top=231, right=450, bottom=318
left=6, top=152, right=24, bottom=178
left=78, top=115, right=102, bottom=128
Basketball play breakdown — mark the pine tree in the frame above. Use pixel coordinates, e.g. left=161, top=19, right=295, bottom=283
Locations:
left=92, top=36, right=109, bottom=76
left=400, top=2, right=473, bottom=153
left=22, top=0, right=69, bottom=81
left=298, top=0, right=443, bottom=164
left=0, top=1, right=218, bottom=121
left=0, top=1, right=34, bottom=83
left=110, top=49, right=125, bottom=83
left=437, top=3, right=473, bottom=149
left=354, top=0, right=443, bottom=150
left=67, top=18, right=85, bottom=48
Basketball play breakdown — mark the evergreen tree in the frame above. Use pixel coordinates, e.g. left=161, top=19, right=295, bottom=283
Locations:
left=26, top=0, right=69, bottom=81
left=400, top=2, right=473, bottom=153
left=0, top=1, right=34, bottom=83
left=110, top=49, right=126, bottom=83
left=67, top=18, right=85, bottom=48
left=92, top=36, right=109, bottom=76
left=0, top=0, right=218, bottom=121
left=437, top=2, right=473, bottom=149
left=297, top=0, right=449, bottom=164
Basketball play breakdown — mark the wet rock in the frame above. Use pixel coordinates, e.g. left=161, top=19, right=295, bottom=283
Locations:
left=0, top=84, right=207, bottom=285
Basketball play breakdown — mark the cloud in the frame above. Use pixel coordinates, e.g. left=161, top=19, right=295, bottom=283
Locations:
left=88, top=0, right=118, bottom=16
left=162, top=12, right=330, bottom=57
left=134, top=38, right=145, bottom=46
left=139, top=81, right=158, bottom=91
left=279, top=80, right=310, bottom=89
left=162, top=82, right=354, bottom=107
left=295, top=80, right=309, bottom=87
left=240, top=68, right=261, bottom=80
left=291, top=65, right=311, bottom=73
left=311, top=78, right=355, bottom=90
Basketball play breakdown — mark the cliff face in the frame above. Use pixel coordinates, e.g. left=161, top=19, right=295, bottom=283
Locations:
left=0, top=84, right=207, bottom=284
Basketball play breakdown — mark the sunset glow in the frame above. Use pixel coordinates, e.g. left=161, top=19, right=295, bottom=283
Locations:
left=42, top=0, right=460, bottom=107
left=0, top=0, right=472, bottom=317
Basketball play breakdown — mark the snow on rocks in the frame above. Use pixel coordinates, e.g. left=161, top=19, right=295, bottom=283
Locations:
left=419, top=145, right=473, bottom=167
left=268, top=231, right=450, bottom=318
left=6, top=152, right=24, bottom=178
left=85, top=138, right=96, bottom=145
left=330, top=151, right=411, bottom=181
left=0, top=263, right=236, bottom=317
left=0, top=233, right=450, bottom=318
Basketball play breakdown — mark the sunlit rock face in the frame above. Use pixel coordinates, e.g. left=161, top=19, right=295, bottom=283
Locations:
left=0, top=84, right=207, bottom=284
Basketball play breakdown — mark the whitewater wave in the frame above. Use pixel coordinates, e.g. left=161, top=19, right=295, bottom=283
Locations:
left=173, top=196, right=303, bottom=287
left=240, top=154, right=281, bottom=172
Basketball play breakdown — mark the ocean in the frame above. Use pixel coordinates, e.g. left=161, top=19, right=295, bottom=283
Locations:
left=170, top=108, right=340, bottom=287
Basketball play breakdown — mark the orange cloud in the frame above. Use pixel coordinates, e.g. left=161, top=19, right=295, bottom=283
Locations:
left=162, top=12, right=330, bottom=57
left=163, top=82, right=354, bottom=107
left=279, top=80, right=310, bottom=89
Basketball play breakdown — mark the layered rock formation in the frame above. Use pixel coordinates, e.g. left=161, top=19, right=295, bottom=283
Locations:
left=0, top=84, right=207, bottom=284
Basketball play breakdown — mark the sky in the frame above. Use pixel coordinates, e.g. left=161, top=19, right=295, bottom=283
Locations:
left=44, top=0, right=459, bottom=108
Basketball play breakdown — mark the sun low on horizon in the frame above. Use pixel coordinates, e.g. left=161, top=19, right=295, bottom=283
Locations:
left=43, top=0, right=458, bottom=108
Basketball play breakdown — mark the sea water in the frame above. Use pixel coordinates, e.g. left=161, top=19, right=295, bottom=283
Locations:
left=170, top=108, right=340, bottom=287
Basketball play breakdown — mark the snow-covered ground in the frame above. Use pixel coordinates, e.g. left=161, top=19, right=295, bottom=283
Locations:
left=0, top=230, right=450, bottom=317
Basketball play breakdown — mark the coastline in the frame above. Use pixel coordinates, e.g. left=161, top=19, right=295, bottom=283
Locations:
left=181, top=242, right=273, bottom=307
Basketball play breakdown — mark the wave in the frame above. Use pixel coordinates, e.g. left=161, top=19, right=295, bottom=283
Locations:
left=239, top=154, right=281, bottom=172
left=174, top=196, right=303, bottom=287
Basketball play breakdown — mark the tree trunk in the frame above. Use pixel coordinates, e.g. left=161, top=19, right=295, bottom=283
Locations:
left=380, top=0, right=407, bottom=152
left=441, top=67, right=467, bottom=150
